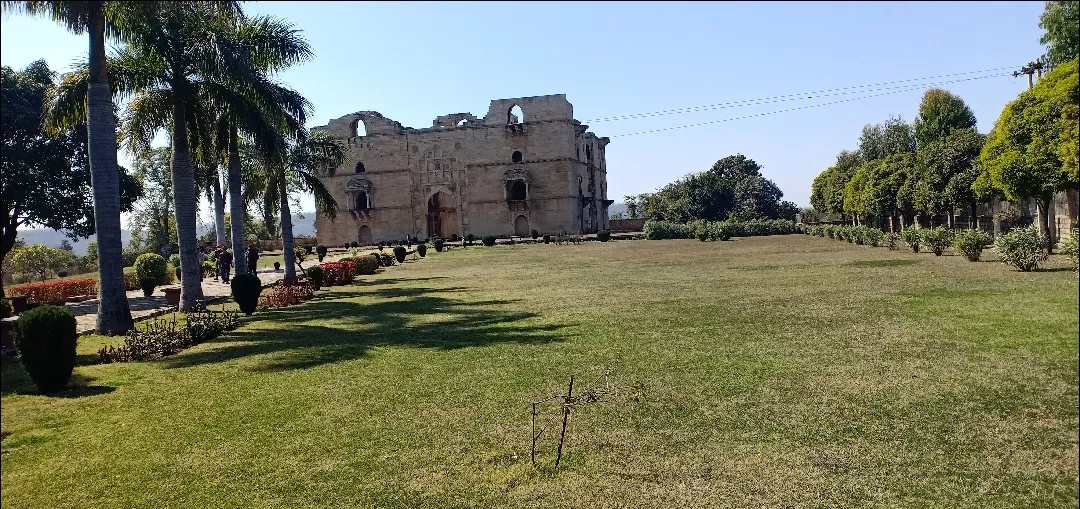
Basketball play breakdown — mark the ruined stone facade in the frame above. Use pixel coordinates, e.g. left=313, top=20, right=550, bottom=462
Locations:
left=312, top=94, right=613, bottom=245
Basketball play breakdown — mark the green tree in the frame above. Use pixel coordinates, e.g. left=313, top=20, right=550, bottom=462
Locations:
left=11, top=244, right=75, bottom=282
left=3, top=1, right=171, bottom=333
left=1039, top=1, right=1080, bottom=70
left=623, top=195, right=640, bottom=219
left=129, top=147, right=177, bottom=256
left=978, top=58, right=1079, bottom=252
left=913, top=88, right=977, bottom=148
left=645, top=154, right=791, bottom=223
left=49, top=2, right=245, bottom=310
left=259, top=130, right=345, bottom=280
left=915, top=127, right=985, bottom=225
left=1, top=59, right=139, bottom=300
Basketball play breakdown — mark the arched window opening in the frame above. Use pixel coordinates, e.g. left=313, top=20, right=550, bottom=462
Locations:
left=508, top=181, right=527, bottom=201
left=355, top=191, right=369, bottom=210
left=350, top=119, right=367, bottom=138
left=512, top=150, right=523, bottom=163
left=355, top=161, right=366, bottom=173
left=508, top=105, right=524, bottom=124
left=585, top=145, right=593, bottom=162
left=456, top=118, right=468, bottom=127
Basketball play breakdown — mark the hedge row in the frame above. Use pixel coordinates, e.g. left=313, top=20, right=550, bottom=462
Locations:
left=645, top=219, right=801, bottom=240
left=7, top=278, right=98, bottom=303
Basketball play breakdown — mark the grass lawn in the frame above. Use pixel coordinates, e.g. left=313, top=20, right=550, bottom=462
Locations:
left=1, top=236, right=1077, bottom=508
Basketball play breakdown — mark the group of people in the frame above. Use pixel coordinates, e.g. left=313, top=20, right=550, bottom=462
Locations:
left=211, top=244, right=261, bottom=283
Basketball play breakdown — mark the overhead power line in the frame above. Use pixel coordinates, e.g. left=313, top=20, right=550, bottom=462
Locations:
left=584, top=66, right=1019, bottom=124
left=607, top=72, right=1012, bottom=138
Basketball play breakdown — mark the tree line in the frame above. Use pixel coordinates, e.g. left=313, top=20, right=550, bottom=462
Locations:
left=2, top=2, right=348, bottom=333
left=809, top=2, right=1078, bottom=253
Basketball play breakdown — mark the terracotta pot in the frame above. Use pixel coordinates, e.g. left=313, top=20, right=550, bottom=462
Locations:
left=164, top=287, right=182, bottom=307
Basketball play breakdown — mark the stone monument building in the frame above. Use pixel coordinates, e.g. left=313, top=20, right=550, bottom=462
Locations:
left=312, top=94, right=613, bottom=245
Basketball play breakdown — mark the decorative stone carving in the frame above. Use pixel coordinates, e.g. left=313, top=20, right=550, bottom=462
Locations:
left=503, top=169, right=531, bottom=183
left=346, top=178, right=374, bottom=192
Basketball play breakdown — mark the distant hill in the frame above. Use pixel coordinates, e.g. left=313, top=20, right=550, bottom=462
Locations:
left=608, top=202, right=626, bottom=217
left=15, top=214, right=314, bottom=256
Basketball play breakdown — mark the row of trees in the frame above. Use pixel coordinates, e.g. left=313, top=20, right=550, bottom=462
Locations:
left=625, top=155, right=800, bottom=224
left=3, top=1, right=347, bottom=333
left=810, top=2, right=1078, bottom=252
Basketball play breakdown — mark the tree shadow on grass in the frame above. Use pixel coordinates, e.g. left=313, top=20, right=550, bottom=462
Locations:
left=1, top=355, right=115, bottom=398
left=162, top=283, right=573, bottom=373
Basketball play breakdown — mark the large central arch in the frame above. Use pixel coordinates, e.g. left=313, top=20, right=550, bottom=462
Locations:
left=426, top=190, right=458, bottom=239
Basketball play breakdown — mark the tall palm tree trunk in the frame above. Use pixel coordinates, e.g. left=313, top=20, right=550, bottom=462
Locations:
left=279, top=178, right=296, bottom=281
left=87, top=3, right=133, bottom=334
left=170, top=96, right=205, bottom=310
left=227, top=125, right=247, bottom=274
left=213, top=175, right=226, bottom=247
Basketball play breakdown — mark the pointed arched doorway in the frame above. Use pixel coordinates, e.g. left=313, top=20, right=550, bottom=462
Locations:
left=358, top=225, right=372, bottom=245
left=427, top=190, right=458, bottom=239
left=514, top=215, right=530, bottom=237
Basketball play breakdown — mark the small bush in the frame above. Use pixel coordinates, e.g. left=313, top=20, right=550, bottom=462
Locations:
left=320, top=261, right=355, bottom=286
left=714, top=225, right=732, bottom=241
left=433, top=238, right=446, bottom=252
left=258, top=279, right=314, bottom=309
left=230, top=273, right=262, bottom=315
left=393, top=245, right=407, bottom=263
left=543, top=234, right=551, bottom=244
left=134, top=253, right=168, bottom=286
left=1058, top=227, right=1079, bottom=274
left=467, top=234, right=476, bottom=242
left=920, top=227, right=953, bottom=256
left=307, top=265, right=324, bottom=290
left=168, top=254, right=181, bottom=268
left=304, top=244, right=315, bottom=255
left=202, top=261, right=216, bottom=279
left=901, top=227, right=922, bottom=253
left=97, top=303, right=241, bottom=363
left=643, top=220, right=690, bottom=240
left=379, top=252, right=395, bottom=267
left=14, top=305, right=77, bottom=393
left=57, top=271, right=68, bottom=278
left=885, top=232, right=901, bottom=250
left=417, top=244, right=427, bottom=257
left=350, top=255, right=379, bottom=275
left=451, top=234, right=460, bottom=242
left=953, top=229, right=991, bottom=262
left=994, top=226, right=1047, bottom=272
left=293, top=246, right=307, bottom=264
left=597, top=230, right=611, bottom=242
left=350, top=241, right=360, bottom=248
left=315, top=244, right=328, bottom=262
left=482, top=235, right=496, bottom=247
left=530, top=229, right=539, bottom=239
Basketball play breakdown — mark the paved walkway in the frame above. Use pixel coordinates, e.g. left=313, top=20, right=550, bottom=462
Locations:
left=67, top=249, right=369, bottom=336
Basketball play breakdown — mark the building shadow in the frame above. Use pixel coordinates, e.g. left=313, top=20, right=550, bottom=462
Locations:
left=162, top=283, right=573, bottom=373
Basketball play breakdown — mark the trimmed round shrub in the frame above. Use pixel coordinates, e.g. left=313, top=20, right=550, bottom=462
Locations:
left=174, top=266, right=182, bottom=282
left=379, top=252, right=395, bottom=266
left=482, top=235, right=496, bottom=247
left=293, top=246, right=307, bottom=263
left=901, top=227, right=922, bottom=253
left=543, top=234, right=551, bottom=244
left=920, top=227, right=953, bottom=256
left=530, top=229, right=539, bottom=239
left=305, top=244, right=315, bottom=255
left=597, top=230, right=611, bottom=242
left=467, top=234, right=476, bottom=242
left=994, top=226, right=1047, bottom=272
left=715, top=226, right=732, bottom=241
left=315, top=244, right=328, bottom=262
left=307, top=265, right=324, bottom=290
left=953, top=229, right=991, bottom=262
left=349, top=255, right=379, bottom=275
left=350, top=241, right=360, bottom=248
left=696, top=230, right=709, bottom=242
left=57, top=271, right=68, bottom=278
left=14, top=305, right=77, bottom=393
left=393, top=245, right=407, bottom=263
left=134, top=253, right=167, bottom=296
left=230, top=273, right=262, bottom=315
left=433, top=238, right=446, bottom=252
left=168, top=254, right=181, bottom=268
left=885, top=232, right=901, bottom=251
left=417, top=244, right=427, bottom=257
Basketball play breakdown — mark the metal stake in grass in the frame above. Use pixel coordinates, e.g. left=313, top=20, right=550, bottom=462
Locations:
left=554, top=375, right=574, bottom=469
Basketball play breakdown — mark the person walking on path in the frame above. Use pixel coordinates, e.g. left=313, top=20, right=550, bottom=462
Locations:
left=212, top=245, right=223, bottom=281
left=246, top=244, right=260, bottom=274
left=218, top=247, right=234, bottom=283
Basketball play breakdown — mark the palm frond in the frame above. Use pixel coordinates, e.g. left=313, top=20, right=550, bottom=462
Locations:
left=119, top=88, right=174, bottom=159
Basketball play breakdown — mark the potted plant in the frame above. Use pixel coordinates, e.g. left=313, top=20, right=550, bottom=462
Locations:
left=163, top=287, right=182, bottom=307
left=134, top=253, right=167, bottom=297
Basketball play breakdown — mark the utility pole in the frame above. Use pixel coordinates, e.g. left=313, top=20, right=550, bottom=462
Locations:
left=1013, top=60, right=1044, bottom=89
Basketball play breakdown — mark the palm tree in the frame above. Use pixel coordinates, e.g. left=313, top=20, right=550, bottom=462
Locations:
left=213, top=15, right=312, bottom=273
left=50, top=3, right=246, bottom=310
left=261, top=130, right=345, bottom=280
left=4, top=1, right=140, bottom=333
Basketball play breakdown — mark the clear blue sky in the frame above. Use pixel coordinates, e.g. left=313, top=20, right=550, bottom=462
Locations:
left=1, top=1, right=1047, bottom=226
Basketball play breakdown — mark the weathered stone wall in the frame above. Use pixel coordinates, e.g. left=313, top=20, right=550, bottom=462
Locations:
left=313, top=95, right=612, bottom=245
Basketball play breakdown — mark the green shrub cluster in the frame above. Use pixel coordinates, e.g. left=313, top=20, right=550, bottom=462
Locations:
left=230, top=273, right=262, bottom=315
left=14, top=305, right=77, bottom=393
left=306, top=265, right=324, bottom=290
left=134, top=253, right=168, bottom=295
left=1058, top=227, right=1079, bottom=274
left=994, top=226, right=1048, bottom=272
left=315, top=244, right=328, bottom=262
left=597, top=230, right=611, bottom=242
left=953, top=229, right=991, bottom=262
left=417, top=244, right=427, bottom=257
left=670, top=218, right=801, bottom=242
left=433, top=238, right=446, bottom=252
left=393, top=246, right=407, bottom=263
left=482, top=235, right=496, bottom=247
left=920, top=227, right=954, bottom=256
left=98, top=302, right=240, bottom=363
